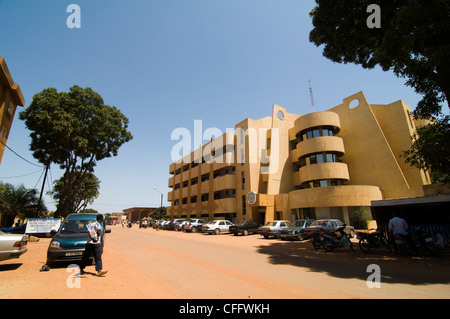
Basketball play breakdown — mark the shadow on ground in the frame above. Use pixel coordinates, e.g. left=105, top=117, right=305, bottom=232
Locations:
left=255, top=239, right=450, bottom=285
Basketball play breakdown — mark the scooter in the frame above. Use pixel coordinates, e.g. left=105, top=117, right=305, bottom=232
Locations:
left=322, top=226, right=355, bottom=252
left=310, top=231, right=324, bottom=250
left=435, top=228, right=449, bottom=251
left=414, top=225, right=436, bottom=253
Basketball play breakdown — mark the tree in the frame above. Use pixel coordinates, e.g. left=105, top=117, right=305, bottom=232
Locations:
left=401, top=119, right=450, bottom=183
left=19, top=85, right=133, bottom=217
left=309, top=0, right=450, bottom=116
left=0, top=182, right=47, bottom=228
left=309, top=0, right=450, bottom=181
left=49, top=172, right=100, bottom=214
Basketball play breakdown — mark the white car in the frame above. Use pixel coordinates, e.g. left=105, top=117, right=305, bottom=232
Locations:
left=202, top=220, right=234, bottom=235
left=258, top=220, right=291, bottom=239
left=0, top=231, right=29, bottom=262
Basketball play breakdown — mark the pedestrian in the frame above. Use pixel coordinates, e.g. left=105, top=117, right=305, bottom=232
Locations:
left=388, top=213, right=415, bottom=252
left=80, top=214, right=108, bottom=277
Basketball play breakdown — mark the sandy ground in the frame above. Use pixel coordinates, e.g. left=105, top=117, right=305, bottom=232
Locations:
left=1, top=225, right=450, bottom=299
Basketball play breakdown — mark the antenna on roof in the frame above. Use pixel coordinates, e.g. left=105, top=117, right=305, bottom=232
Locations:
left=308, top=80, right=316, bottom=113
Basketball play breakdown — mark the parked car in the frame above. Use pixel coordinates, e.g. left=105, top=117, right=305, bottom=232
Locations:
left=46, top=213, right=111, bottom=266
left=173, top=219, right=188, bottom=231
left=168, top=219, right=185, bottom=231
left=258, top=220, right=291, bottom=239
left=160, top=220, right=171, bottom=230
left=303, top=219, right=355, bottom=238
left=229, top=220, right=260, bottom=236
left=183, top=219, right=206, bottom=233
left=0, top=231, right=28, bottom=262
left=1, top=223, right=27, bottom=234
left=278, top=219, right=315, bottom=241
left=202, top=220, right=234, bottom=235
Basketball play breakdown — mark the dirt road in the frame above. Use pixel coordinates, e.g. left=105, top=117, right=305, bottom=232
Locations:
left=1, top=225, right=450, bottom=299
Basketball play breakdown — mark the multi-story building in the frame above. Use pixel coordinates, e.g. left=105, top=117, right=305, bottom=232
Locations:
left=0, top=57, right=25, bottom=164
left=167, top=91, right=430, bottom=225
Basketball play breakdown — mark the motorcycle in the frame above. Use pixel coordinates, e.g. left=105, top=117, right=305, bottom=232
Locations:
left=435, top=228, right=449, bottom=251
left=356, top=228, right=393, bottom=253
left=394, top=234, right=414, bottom=254
left=322, top=225, right=355, bottom=252
left=413, top=225, right=436, bottom=253
left=310, top=231, right=324, bottom=250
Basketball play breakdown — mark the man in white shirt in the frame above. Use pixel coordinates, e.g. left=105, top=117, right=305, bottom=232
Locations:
left=388, top=216, right=409, bottom=237
left=80, top=214, right=107, bottom=277
left=389, top=214, right=415, bottom=253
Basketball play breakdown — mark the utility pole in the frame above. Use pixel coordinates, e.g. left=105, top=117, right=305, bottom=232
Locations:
left=37, top=163, right=50, bottom=217
left=153, top=188, right=164, bottom=218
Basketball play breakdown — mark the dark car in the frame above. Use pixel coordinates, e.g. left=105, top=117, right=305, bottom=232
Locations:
left=1, top=224, right=26, bottom=234
left=46, top=213, right=111, bottom=266
left=278, top=219, right=315, bottom=241
left=229, top=220, right=260, bottom=236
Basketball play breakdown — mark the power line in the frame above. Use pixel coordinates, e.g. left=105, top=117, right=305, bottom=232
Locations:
left=0, top=169, right=43, bottom=179
left=0, top=139, right=43, bottom=168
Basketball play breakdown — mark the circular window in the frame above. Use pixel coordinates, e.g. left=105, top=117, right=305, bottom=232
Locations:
left=277, top=110, right=285, bottom=120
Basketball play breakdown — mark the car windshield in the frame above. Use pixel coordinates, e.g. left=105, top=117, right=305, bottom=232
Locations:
left=265, top=221, right=277, bottom=226
left=292, top=221, right=305, bottom=227
left=60, top=219, right=93, bottom=234
left=207, top=221, right=216, bottom=225
left=311, top=220, right=328, bottom=227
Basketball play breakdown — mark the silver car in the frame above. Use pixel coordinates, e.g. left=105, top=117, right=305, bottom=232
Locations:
left=0, top=231, right=28, bottom=262
left=258, top=220, right=292, bottom=239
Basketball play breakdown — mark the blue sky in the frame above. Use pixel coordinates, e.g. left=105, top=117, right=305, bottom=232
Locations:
left=0, top=0, right=431, bottom=214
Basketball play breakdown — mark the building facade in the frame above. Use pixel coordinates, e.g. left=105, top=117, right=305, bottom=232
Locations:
left=167, top=92, right=430, bottom=225
left=0, top=57, right=25, bottom=164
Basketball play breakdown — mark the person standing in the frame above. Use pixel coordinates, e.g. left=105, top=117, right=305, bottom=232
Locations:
left=80, top=214, right=107, bottom=277
left=388, top=213, right=415, bottom=253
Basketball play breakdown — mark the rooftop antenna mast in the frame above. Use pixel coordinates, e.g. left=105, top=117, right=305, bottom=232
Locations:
left=308, top=80, right=316, bottom=113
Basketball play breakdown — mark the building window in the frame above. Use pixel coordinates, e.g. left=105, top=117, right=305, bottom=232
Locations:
left=201, top=193, right=209, bottom=202
left=191, top=196, right=197, bottom=204
left=298, top=126, right=337, bottom=141
left=242, top=195, right=247, bottom=215
left=298, top=152, right=342, bottom=168
left=241, top=171, right=245, bottom=190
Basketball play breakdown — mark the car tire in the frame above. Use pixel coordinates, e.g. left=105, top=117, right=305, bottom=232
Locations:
left=243, top=229, right=249, bottom=236
left=214, top=228, right=220, bottom=235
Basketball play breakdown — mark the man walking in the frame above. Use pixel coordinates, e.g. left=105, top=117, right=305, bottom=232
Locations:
left=80, top=214, right=108, bottom=277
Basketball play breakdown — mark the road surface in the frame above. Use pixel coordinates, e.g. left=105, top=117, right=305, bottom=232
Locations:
left=1, top=225, right=450, bottom=299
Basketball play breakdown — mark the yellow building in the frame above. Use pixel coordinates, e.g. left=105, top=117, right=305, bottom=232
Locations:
left=0, top=57, right=25, bottom=164
left=167, top=92, right=430, bottom=225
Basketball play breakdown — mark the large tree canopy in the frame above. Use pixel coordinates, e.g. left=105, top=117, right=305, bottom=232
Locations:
left=309, top=0, right=450, bottom=182
left=19, top=85, right=133, bottom=217
left=309, top=0, right=450, bottom=118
